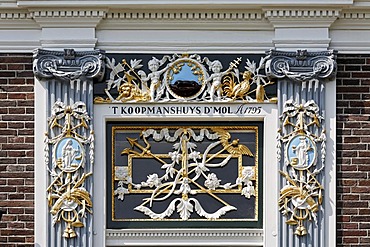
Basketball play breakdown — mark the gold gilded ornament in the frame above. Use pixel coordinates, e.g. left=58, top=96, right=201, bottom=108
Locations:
left=113, top=126, right=258, bottom=221
left=45, top=101, right=94, bottom=239
left=95, top=54, right=277, bottom=103
left=278, top=99, right=325, bottom=236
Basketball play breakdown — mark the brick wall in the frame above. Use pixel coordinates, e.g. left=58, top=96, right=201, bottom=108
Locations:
left=337, top=55, right=370, bottom=246
left=0, top=54, right=34, bottom=247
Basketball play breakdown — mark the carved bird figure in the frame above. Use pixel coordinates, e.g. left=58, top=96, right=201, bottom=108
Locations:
left=215, top=129, right=253, bottom=156
left=223, top=71, right=252, bottom=100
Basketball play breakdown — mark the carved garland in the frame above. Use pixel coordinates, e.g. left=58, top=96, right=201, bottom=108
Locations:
left=45, top=101, right=94, bottom=238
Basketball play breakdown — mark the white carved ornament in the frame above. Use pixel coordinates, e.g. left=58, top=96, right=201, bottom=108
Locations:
left=277, top=99, right=326, bottom=236
left=45, top=101, right=94, bottom=238
left=94, top=54, right=276, bottom=104
left=114, top=127, right=256, bottom=220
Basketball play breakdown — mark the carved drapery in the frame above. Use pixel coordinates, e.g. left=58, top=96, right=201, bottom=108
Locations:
left=33, top=49, right=105, bottom=247
left=266, top=49, right=336, bottom=245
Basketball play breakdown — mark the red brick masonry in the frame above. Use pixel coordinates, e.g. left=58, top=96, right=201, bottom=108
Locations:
left=0, top=54, right=34, bottom=247
left=337, top=55, right=370, bottom=246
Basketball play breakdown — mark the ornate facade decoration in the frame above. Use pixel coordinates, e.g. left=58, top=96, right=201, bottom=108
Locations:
left=266, top=49, right=336, bottom=83
left=266, top=49, right=336, bottom=240
left=277, top=100, right=325, bottom=236
left=33, top=48, right=105, bottom=245
left=33, top=48, right=105, bottom=81
left=94, top=54, right=276, bottom=103
left=112, top=126, right=258, bottom=221
left=45, top=101, right=94, bottom=238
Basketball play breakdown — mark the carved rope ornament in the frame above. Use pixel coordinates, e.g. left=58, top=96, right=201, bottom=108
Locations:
left=94, top=54, right=277, bottom=103
left=45, top=101, right=94, bottom=238
left=277, top=99, right=326, bottom=236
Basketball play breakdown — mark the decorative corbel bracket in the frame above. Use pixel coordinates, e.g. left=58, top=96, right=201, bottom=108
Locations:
left=266, top=49, right=337, bottom=82
left=33, top=48, right=105, bottom=81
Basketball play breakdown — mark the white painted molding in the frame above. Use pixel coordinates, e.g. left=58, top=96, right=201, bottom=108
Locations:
left=265, top=9, right=340, bottom=18
left=32, top=9, right=106, bottom=28
left=96, top=9, right=274, bottom=53
left=95, top=34, right=275, bottom=54
left=16, top=0, right=354, bottom=9
left=99, top=10, right=272, bottom=31
left=0, top=29, right=40, bottom=53
left=104, top=10, right=264, bottom=21
left=34, top=77, right=48, bottom=247
left=93, top=103, right=278, bottom=247
left=43, top=28, right=96, bottom=51
left=264, top=9, right=339, bottom=50
left=0, top=10, right=32, bottom=20
left=331, top=10, right=370, bottom=29
left=106, top=229, right=264, bottom=246
left=0, top=0, right=17, bottom=9
left=2, top=3, right=370, bottom=52
left=324, top=77, right=337, bottom=247
left=265, top=9, right=340, bottom=28
left=0, top=10, right=37, bottom=29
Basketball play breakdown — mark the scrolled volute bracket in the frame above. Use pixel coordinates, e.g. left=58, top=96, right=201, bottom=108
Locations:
left=33, top=48, right=105, bottom=81
left=265, top=49, right=337, bottom=82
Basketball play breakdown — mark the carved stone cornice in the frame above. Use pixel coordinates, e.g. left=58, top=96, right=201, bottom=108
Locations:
left=31, top=9, right=107, bottom=28
left=264, top=9, right=341, bottom=28
left=106, top=10, right=264, bottom=21
left=0, top=10, right=38, bottom=29
left=265, top=49, right=337, bottom=82
left=265, top=9, right=341, bottom=19
left=0, top=10, right=33, bottom=20
left=331, top=10, right=370, bottom=29
left=33, top=48, right=105, bottom=81
left=16, top=0, right=353, bottom=9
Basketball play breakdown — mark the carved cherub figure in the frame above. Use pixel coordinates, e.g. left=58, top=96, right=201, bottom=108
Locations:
left=206, top=60, right=233, bottom=101
left=139, top=57, right=169, bottom=101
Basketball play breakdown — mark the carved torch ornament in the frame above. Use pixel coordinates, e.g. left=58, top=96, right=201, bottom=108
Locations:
left=45, top=101, right=94, bottom=238
left=277, top=99, right=326, bottom=236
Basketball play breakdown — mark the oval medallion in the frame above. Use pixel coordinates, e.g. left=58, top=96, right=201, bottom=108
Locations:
left=54, top=137, right=84, bottom=173
left=286, top=135, right=317, bottom=170
left=165, top=58, right=206, bottom=99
